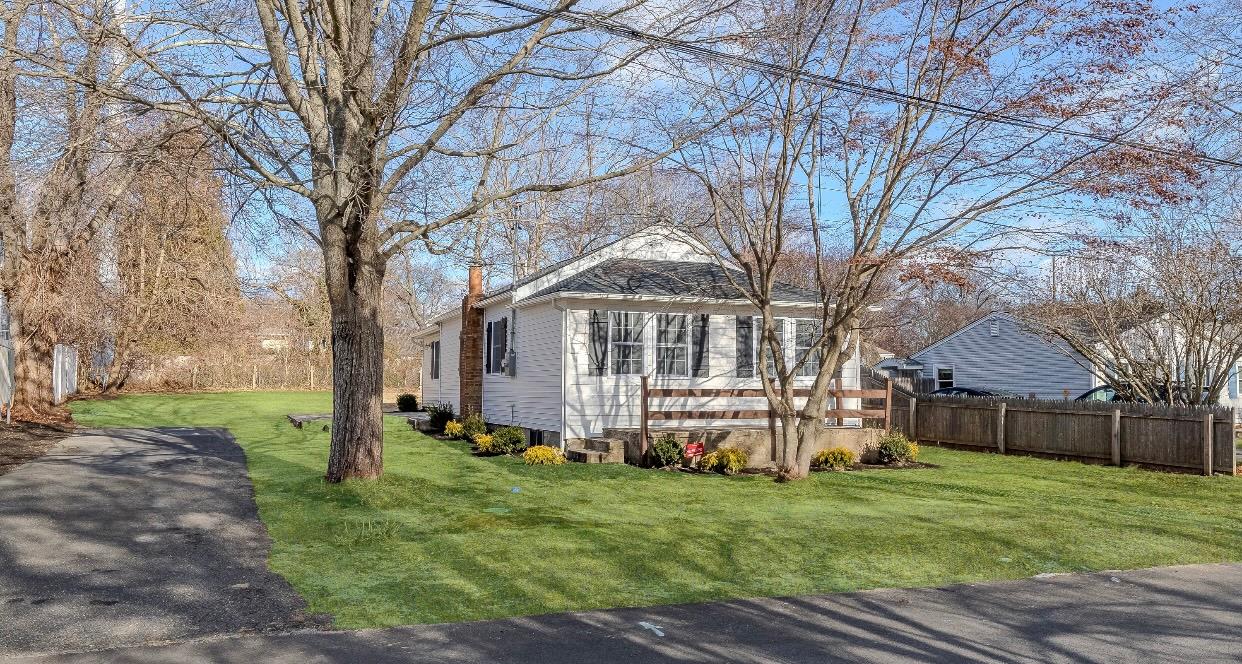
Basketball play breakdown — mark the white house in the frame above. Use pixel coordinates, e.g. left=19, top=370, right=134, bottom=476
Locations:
left=414, top=226, right=863, bottom=450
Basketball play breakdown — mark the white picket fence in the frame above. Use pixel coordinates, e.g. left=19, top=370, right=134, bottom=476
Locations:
left=52, top=344, right=77, bottom=405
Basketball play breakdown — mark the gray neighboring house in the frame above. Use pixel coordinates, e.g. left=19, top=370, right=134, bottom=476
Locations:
left=881, top=311, right=1097, bottom=400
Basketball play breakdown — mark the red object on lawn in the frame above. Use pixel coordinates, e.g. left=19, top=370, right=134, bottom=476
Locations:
left=685, top=442, right=704, bottom=458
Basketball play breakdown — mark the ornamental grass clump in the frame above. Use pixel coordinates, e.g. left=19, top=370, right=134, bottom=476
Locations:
left=812, top=446, right=856, bottom=471
left=461, top=413, right=487, bottom=440
left=523, top=445, right=566, bottom=465
left=701, top=446, right=748, bottom=475
left=874, top=432, right=919, bottom=465
left=425, top=403, right=455, bottom=432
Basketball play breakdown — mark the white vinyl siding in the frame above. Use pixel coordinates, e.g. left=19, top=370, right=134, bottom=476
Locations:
left=420, top=316, right=461, bottom=412
left=481, top=302, right=563, bottom=432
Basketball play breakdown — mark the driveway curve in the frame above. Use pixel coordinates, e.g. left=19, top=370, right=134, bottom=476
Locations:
left=0, top=428, right=316, bottom=657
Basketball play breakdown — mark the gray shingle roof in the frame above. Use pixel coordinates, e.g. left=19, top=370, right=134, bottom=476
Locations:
left=528, top=258, right=821, bottom=303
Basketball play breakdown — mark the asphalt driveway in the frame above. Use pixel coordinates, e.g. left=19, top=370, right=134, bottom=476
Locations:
left=0, top=428, right=314, bottom=657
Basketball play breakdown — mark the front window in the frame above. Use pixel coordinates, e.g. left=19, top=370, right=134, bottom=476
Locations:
left=794, top=320, right=822, bottom=377
left=936, top=366, right=954, bottom=390
left=756, top=318, right=784, bottom=378
left=655, top=314, right=689, bottom=376
left=610, top=312, right=645, bottom=375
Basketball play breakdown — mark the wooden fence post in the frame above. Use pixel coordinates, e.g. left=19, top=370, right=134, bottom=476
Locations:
left=883, top=378, right=893, bottom=431
left=251, top=364, right=258, bottom=390
left=1233, top=409, right=1239, bottom=477
left=996, top=402, right=1006, bottom=454
left=1203, top=412, right=1214, bottom=476
left=640, top=375, right=650, bottom=459
left=768, top=408, right=777, bottom=462
left=1111, top=409, right=1121, bottom=467
left=908, top=397, right=917, bottom=440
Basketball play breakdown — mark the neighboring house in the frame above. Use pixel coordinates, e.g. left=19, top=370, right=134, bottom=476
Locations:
left=880, top=311, right=1097, bottom=400
left=880, top=311, right=1242, bottom=411
left=415, top=226, right=863, bottom=448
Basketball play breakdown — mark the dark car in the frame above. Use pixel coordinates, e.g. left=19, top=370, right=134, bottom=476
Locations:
left=1074, top=385, right=1131, bottom=402
left=1074, top=383, right=1207, bottom=404
left=929, top=387, right=1016, bottom=398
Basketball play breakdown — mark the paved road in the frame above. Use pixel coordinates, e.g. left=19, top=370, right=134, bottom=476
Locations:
left=11, top=563, right=1242, bottom=663
left=0, top=428, right=313, bottom=657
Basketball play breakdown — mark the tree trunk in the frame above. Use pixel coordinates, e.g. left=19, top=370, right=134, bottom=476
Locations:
left=323, top=229, right=386, bottom=483
left=10, top=309, right=57, bottom=412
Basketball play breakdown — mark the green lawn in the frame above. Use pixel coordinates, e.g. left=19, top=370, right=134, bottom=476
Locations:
left=74, top=391, right=1242, bottom=628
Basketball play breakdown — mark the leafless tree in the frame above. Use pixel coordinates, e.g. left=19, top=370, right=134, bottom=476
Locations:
left=87, top=128, right=241, bottom=392
left=1029, top=217, right=1242, bottom=404
left=0, top=0, right=149, bottom=416
left=26, top=0, right=740, bottom=478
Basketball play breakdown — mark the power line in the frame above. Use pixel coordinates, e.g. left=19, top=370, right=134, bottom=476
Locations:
left=489, top=0, right=1242, bottom=169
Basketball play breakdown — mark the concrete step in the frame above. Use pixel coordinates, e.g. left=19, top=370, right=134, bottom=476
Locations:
left=566, top=438, right=625, bottom=464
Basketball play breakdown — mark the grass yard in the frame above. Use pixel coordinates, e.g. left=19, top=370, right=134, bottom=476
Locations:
left=74, top=391, right=1242, bottom=629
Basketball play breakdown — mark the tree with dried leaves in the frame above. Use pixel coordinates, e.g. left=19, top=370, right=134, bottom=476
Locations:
left=679, top=0, right=1194, bottom=479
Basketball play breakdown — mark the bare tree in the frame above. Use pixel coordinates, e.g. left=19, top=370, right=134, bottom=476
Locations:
left=679, top=0, right=1193, bottom=479
left=0, top=0, right=144, bottom=415
left=90, top=128, right=241, bottom=392
left=28, top=0, right=739, bottom=479
left=1030, top=217, right=1242, bottom=404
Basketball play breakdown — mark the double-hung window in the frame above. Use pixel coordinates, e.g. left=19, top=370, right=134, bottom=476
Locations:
left=610, top=312, right=645, bottom=375
left=936, top=366, right=954, bottom=390
left=794, top=320, right=822, bottom=377
left=755, top=318, right=784, bottom=378
left=655, top=313, right=689, bottom=376
left=485, top=318, right=508, bottom=374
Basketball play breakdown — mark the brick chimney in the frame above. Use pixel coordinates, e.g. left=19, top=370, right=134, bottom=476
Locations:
left=458, top=265, right=485, bottom=416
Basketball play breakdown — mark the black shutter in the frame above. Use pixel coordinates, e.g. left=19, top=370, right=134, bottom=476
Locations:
left=430, top=341, right=439, bottom=379
left=496, top=318, right=508, bottom=373
left=735, top=315, right=753, bottom=378
left=588, top=310, right=607, bottom=376
left=691, top=314, right=710, bottom=378
left=485, top=322, right=493, bottom=374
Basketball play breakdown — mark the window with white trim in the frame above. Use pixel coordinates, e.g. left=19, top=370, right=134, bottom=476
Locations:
left=655, top=313, right=689, bottom=376
left=794, top=320, right=822, bottom=377
left=755, top=318, right=784, bottom=378
left=936, top=366, right=954, bottom=390
left=610, top=312, right=645, bottom=375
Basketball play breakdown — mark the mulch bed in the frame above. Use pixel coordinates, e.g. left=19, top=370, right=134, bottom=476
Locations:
left=0, top=420, right=73, bottom=476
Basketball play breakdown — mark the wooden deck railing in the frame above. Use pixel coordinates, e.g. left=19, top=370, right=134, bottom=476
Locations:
left=637, top=376, right=893, bottom=456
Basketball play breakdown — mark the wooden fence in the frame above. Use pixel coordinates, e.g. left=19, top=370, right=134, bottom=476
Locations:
left=638, top=376, right=893, bottom=457
left=889, top=395, right=1237, bottom=476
